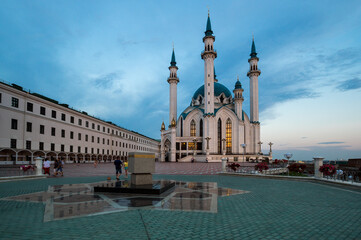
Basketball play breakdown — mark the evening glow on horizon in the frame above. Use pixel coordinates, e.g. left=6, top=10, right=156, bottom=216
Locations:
left=0, top=1, right=360, bottom=160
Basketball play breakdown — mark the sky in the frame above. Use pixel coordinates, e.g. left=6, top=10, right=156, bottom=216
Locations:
left=0, top=0, right=360, bottom=160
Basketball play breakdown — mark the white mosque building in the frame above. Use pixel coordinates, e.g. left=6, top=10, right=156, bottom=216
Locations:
left=160, top=14, right=273, bottom=162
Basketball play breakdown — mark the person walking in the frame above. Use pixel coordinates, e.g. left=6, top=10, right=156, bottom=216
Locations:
left=124, top=159, right=128, bottom=178
left=56, top=158, right=64, bottom=176
left=53, top=159, right=59, bottom=176
left=43, top=158, right=51, bottom=176
left=114, top=158, right=122, bottom=180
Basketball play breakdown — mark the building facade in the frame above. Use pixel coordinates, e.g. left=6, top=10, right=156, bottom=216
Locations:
left=0, top=82, right=159, bottom=164
left=160, top=14, right=272, bottom=162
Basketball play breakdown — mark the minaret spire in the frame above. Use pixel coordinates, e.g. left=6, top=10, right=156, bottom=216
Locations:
left=205, top=11, right=213, bottom=36
left=250, top=35, right=257, bottom=58
left=170, top=47, right=176, bottom=66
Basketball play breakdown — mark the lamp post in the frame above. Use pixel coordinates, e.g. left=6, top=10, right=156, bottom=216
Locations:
left=192, top=138, right=197, bottom=156
left=258, top=141, right=263, bottom=155
left=222, top=138, right=226, bottom=155
left=205, top=137, right=211, bottom=158
left=241, top=144, right=247, bottom=162
left=268, top=142, right=273, bottom=153
left=284, top=153, right=293, bottom=176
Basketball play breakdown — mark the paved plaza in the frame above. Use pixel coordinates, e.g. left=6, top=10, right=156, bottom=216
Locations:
left=0, top=163, right=361, bottom=239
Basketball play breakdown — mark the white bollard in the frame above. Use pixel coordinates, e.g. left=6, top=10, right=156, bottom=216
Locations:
left=34, top=157, right=44, bottom=176
left=222, top=158, right=227, bottom=172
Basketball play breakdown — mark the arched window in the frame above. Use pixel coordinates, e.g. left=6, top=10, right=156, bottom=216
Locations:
left=199, top=119, right=203, bottom=137
left=180, top=118, right=183, bottom=137
left=190, top=120, right=196, bottom=137
left=226, top=118, right=232, bottom=154
left=217, top=118, right=222, bottom=154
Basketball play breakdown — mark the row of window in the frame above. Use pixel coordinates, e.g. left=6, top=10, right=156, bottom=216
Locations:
left=5, top=95, right=152, bottom=145
left=10, top=139, right=151, bottom=154
left=10, top=119, right=152, bottom=149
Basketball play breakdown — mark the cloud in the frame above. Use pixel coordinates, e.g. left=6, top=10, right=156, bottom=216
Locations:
left=318, top=141, right=345, bottom=145
left=337, top=78, right=361, bottom=91
left=93, top=72, right=121, bottom=89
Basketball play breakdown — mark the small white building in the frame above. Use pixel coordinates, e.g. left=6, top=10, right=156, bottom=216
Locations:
left=160, top=14, right=272, bottom=162
left=0, top=81, right=160, bottom=164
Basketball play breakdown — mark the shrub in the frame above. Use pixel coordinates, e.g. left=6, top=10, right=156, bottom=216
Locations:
left=288, top=163, right=306, bottom=173
left=255, top=162, right=269, bottom=172
left=319, top=164, right=336, bottom=176
left=227, top=163, right=240, bottom=172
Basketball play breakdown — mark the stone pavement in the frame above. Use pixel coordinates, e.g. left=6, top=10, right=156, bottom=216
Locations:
left=0, top=171, right=361, bottom=239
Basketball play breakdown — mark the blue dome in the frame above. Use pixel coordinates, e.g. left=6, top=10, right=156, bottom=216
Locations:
left=192, top=82, right=232, bottom=100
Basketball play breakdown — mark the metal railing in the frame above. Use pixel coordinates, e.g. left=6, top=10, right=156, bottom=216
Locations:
left=323, top=170, right=361, bottom=183
left=0, top=166, right=37, bottom=177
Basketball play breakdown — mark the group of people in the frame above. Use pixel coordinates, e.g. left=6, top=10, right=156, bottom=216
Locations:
left=114, top=158, right=128, bottom=180
left=42, top=158, right=64, bottom=176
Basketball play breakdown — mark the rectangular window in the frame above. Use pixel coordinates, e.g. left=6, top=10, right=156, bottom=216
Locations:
left=61, top=144, right=65, bottom=152
left=11, top=119, right=18, bottom=130
left=26, top=122, right=32, bottom=132
left=39, top=142, right=44, bottom=150
left=70, top=145, right=73, bottom=153
left=97, top=125, right=100, bottom=131
left=97, top=148, right=99, bottom=154
left=61, top=129, right=65, bottom=138
left=10, top=139, right=17, bottom=148
left=40, top=125, right=45, bottom=134
left=92, top=123, right=95, bottom=129
left=107, top=139, right=109, bottom=145
left=103, top=126, right=105, bottom=132
left=91, top=148, right=94, bottom=154
left=107, top=128, right=110, bottom=133
left=86, top=121, right=89, bottom=128
left=78, top=133, right=81, bottom=140
left=78, top=146, right=81, bottom=153
left=26, top=140, right=31, bottom=150
left=27, top=102, right=33, bottom=112
left=11, top=97, right=19, bottom=108
left=85, top=147, right=88, bottom=154
left=52, top=110, right=56, bottom=118
left=70, top=116, right=74, bottom=123
left=61, top=113, right=66, bottom=121
left=51, top=143, right=55, bottom=151
left=111, top=140, right=114, bottom=146
left=91, top=136, right=94, bottom=143
left=70, top=131, right=74, bottom=139
left=51, top=127, right=56, bottom=136
left=97, top=137, right=100, bottom=143
left=85, top=134, right=88, bottom=142
left=103, top=138, right=105, bottom=144
left=0, top=93, right=2, bottom=103
left=40, top=106, right=46, bottom=115
left=78, top=119, right=82, bottom=126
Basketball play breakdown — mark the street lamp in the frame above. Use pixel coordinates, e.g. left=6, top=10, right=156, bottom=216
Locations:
left=241, top=144, right=247, bottom=162
left=205, top=137, right=211, bottom=158
left=258, top=141, right=263, bottom=155
left=284, top=153, right=293, bottom=176
left=268, top=142, right=273, bottom=153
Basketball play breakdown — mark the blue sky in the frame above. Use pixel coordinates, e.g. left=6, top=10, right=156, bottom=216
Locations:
left=1, top=0, right=360, bottom=160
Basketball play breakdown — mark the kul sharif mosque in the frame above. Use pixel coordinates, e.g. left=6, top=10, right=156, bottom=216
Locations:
left=160, top=13, right=273, bottom=162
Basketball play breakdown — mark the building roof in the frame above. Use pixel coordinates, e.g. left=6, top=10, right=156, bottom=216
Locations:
left=192, top=82, right=232, bottom=100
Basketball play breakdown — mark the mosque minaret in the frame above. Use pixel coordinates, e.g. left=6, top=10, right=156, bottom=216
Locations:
left=160, top=13, right=271, bottom=162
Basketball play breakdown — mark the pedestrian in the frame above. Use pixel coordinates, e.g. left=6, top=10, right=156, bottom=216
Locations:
left=53, top=159, right=59, bottom=176
left=56, top=158, right=64, bottom=177
left=114, top=158, right=122, bottom=180
left=124, top=159, right=128, bottom=178
left=94, top=159, right=98, bottom=168
left=43, top=158, right=51, bottom=176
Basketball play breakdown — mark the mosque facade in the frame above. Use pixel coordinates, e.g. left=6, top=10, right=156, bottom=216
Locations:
left=160, top=14, right=272, bottom=162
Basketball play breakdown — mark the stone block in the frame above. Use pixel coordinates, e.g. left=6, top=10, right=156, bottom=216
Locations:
left=128, top=152, right=155, bottom=174
left=131, top=174, right=153, bottom=185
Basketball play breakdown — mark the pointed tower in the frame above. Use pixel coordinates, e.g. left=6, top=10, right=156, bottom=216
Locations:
left=247, top=36, right=261, bottom=154
left=233, top=76, right=244, bottom=120
left=247, top=36, right=261, bottom=123
left=201, top=11, right=217, bottom=115
left=168, top=47, right=179, bottom=126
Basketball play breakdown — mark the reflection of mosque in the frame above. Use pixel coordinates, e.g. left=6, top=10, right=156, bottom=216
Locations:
left=160, top=13, right=273, bottom=162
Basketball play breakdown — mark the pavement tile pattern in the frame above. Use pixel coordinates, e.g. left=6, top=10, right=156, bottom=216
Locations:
left=0, top=165, right=361, bottom=239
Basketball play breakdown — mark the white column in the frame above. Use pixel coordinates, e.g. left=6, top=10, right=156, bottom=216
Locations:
left=250, top=74, right=259, bottom=122
left=313, top=157, right=324, bottom=178
left=170, top=128, right=176, bottom=162
left=169, top=82, right=177, bottom=124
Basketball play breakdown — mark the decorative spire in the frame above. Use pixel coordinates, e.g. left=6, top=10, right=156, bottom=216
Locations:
left=235, top=75, right=242, bottom=89
left=161, top=121, right=165, bottom=131
left=205, top=12, right=213, bottom=36
left=250, top=36, right=257, bottom=58
left=170, top=47, right=176, bottom=66
left=171, top=118, right=176, bottom=127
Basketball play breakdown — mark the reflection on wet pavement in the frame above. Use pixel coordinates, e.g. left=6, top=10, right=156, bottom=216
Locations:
left=1, top=180, right=249, bottom=222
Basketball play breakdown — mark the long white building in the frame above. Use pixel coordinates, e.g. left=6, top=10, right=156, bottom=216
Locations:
left=0, top=81, right=160, bottom=164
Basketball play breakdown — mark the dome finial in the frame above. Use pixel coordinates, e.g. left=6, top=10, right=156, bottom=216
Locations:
left=235, top=76, right=242, bottom=89
left=161, top=121, right=165, bottom=131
